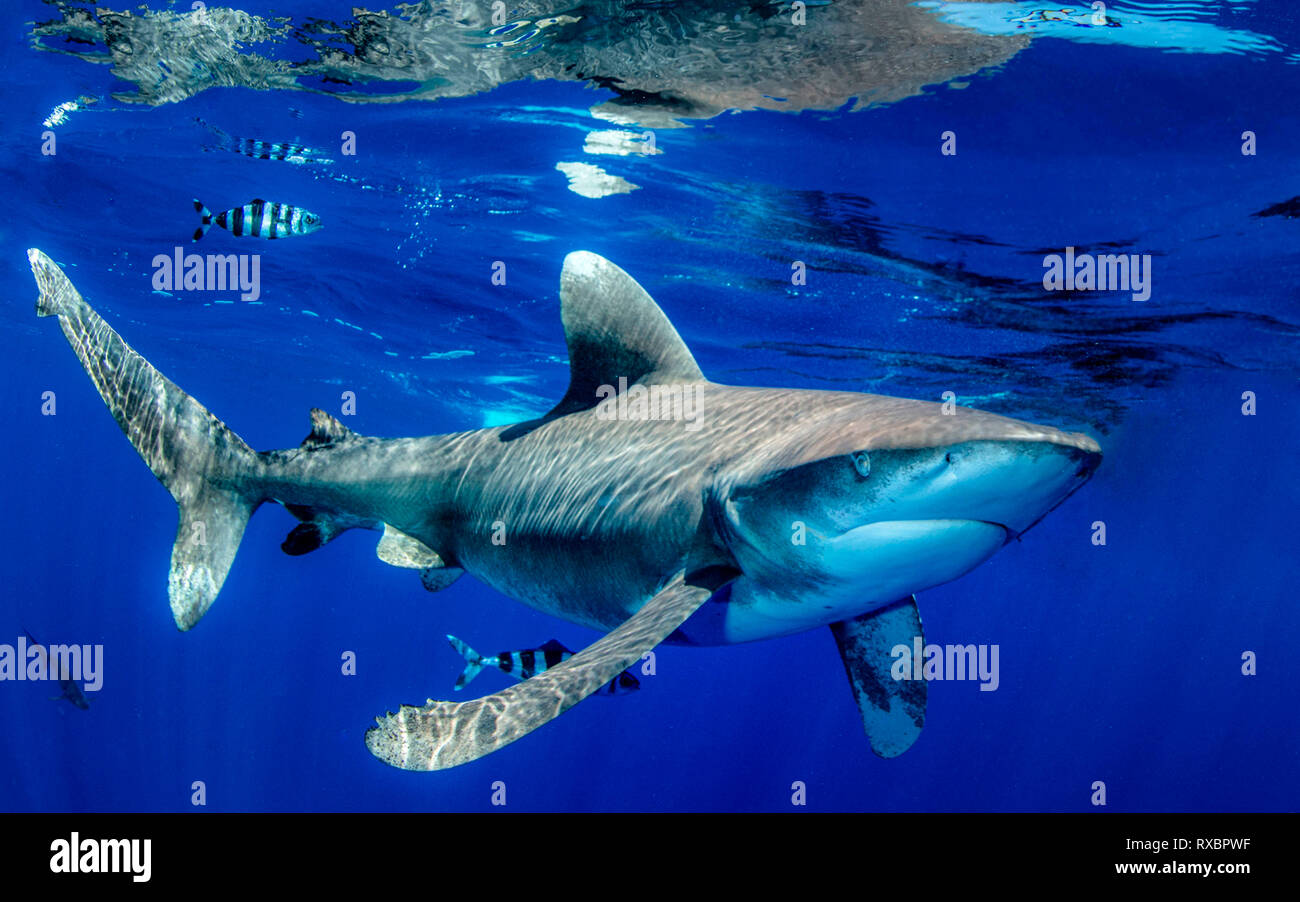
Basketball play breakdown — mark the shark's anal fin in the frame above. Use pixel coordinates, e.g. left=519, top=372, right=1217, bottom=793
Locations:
left=365, top=570, right=720, bottom=770
left=830, top=596, right=927, bottom=759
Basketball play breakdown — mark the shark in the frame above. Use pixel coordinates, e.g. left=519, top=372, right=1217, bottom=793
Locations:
left=27, top=247, right=1101, bottom=771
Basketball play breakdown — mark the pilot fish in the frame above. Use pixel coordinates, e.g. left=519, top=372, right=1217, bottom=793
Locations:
left=194, top=117, right=332, bottom=165
left=192, top=198, right=323, bottom=241
left=447, top=635, right=641, bottom=695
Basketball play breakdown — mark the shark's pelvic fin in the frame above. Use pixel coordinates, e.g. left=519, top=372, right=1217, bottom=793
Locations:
left=830, top=596, right=927, bottom=759
left=543, top=251, right=706, bottom=420
left=29, top=249, right=263, bottom=631
left=365, top=570, right=721, bottom=770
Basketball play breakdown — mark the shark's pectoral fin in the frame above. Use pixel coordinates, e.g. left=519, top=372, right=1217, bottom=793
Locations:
left=374, top=524, right=463, bottom=592
left=365, top=569, right=726, bottom=770
left=830, top=596, right=927, bottom=759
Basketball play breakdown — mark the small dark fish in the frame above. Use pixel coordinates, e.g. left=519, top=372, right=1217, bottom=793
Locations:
left=1252, top=196, right=1300, bottom=219
left=447, top=635, right=640, bottom=696
left=24, top=632, right=89, bottom=710
left=193, top=198, right=323, bottom=241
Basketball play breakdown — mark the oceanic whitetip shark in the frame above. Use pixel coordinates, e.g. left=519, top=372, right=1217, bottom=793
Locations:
left=28, top=247, right=1101, bottom=770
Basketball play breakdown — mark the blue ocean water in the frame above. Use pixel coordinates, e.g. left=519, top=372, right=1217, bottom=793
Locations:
left=1, top=0, right=1297, bottom=812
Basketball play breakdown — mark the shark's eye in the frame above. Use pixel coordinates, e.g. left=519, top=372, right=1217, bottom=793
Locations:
left=850, top=450, right=871, bottom=478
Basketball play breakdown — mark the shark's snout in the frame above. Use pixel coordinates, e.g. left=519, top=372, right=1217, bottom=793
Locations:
left=1073, top=444, right=1103, bottom=479
left=910, top=438, right=1101, bottom=540
left=1001, top=440, right=1101, bottom=540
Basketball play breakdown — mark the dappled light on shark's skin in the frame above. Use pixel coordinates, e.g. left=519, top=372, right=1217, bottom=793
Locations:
left=29, top=247, right=1100, bottom=770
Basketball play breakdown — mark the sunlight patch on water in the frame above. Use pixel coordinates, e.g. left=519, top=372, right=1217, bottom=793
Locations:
left=582, top=130, right=661, bottom=157
left=555, top=161, right=639, bottom=198
left=479, top=406, right=539, bottom=427
left=917, top=1, right=1287, bottom=55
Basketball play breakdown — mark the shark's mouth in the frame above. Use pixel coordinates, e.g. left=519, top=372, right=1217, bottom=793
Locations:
left=823, top=518, right=1010, bottom=592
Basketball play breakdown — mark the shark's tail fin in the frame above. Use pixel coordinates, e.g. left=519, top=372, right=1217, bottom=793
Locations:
left=192, top=199, right=213, bottom=241
left=29, top=248, right=263, bottom=631
left=447, top=635, right=486, bottom=691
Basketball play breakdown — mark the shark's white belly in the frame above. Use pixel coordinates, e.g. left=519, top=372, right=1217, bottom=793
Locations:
left=674, top=518, right=1007, bottom=645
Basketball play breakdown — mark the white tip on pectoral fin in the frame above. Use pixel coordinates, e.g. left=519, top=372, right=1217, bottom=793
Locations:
left=365, top=571, right=722, bottom=770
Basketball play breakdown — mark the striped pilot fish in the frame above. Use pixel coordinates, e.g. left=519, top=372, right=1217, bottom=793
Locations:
left=194, top=117, right=332, bottom=164
left=447, top=635, right=641, bottom=695
left=192, top=198, right=323, bottom=241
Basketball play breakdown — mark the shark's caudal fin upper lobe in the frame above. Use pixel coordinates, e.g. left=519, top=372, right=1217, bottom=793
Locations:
left=29, top=249, right=262, bottom=630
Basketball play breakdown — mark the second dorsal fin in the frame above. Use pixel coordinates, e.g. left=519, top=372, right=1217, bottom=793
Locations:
left=544, top=252, right=705, bottom=419
left=301, top=407, right=356, bottom=448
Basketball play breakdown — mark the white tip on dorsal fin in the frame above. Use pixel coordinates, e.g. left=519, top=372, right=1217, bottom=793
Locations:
left=302, top=408, right=356, bottom=447
left=545, top=252, right=705, bottom=419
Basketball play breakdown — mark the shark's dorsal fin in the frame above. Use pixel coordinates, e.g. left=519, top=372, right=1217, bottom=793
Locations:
left=544, top=251, right=705, bottom=419
left=302, top=408, right=356, bottom=448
